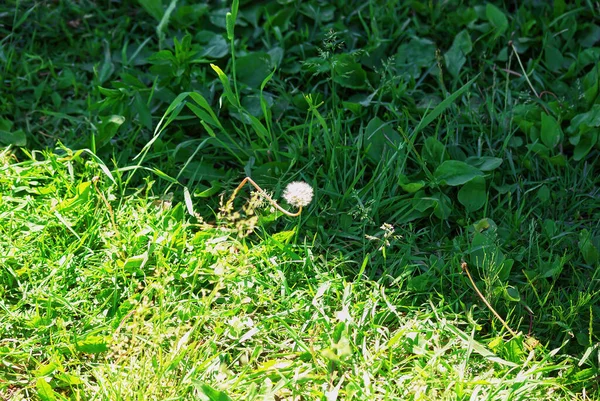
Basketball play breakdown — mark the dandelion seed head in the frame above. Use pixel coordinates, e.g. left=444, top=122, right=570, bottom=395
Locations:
left=283, top=181, right=314, bottom=208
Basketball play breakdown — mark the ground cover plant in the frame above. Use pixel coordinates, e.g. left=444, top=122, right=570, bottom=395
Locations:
left=1, top=0, right=599, bottom=399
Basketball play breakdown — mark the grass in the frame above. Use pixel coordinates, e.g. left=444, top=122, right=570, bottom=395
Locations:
left=0, top=149, right=594, bottom=400
left=1, top=0, right=600, bottom=400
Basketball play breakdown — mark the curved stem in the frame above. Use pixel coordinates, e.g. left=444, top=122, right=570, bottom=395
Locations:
left=228, top=177, right=302, bottom=217
left=461, top=261, right=518, bottom=338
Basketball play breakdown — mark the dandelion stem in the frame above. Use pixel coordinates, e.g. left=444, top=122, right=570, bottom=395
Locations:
left=461, top=261, right=518, bottom=338
left=228, top=177, right=302, bottom=217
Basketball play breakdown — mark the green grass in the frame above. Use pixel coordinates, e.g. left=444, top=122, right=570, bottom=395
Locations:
left=1, top=0, right=600, bottom=400
left=1, top=150, right=594, bottom=400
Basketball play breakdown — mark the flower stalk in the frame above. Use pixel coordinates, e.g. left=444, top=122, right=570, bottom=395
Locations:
left=227, top=177, right=313, bottom=217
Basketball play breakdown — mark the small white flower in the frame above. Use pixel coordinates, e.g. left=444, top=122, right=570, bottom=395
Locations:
left=282, top=181, right=314, bottom=208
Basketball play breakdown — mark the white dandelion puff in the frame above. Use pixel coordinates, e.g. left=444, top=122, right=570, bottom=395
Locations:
left=228, top=177, right=311, bottom=217
left=282, top=181, right=314, bottom=208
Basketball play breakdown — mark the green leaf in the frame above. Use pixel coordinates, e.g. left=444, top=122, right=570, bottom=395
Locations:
left=156, top=0, right=177, bottom=45
left=57, top=181, right=92, bottom=212
left=333, top=54, right=367, bottom=89
left=413, top=190, right=436, bottom=212
left=473, top=218, right=494, bottom=233
left=152, top=168, right=179, bottom=184
left=13, top=3, right=37, bottom=30
left=537, top=185, right=550, bottom=203
left=193, top=381, right=234, bottom=401
left=240, top=93, right=266, bottom=114
left=408, top=273, right=435, bottom=292
left=573, top=131, right=598, bottom=161
left=445, top=324, right=518, bottom=367
left=98, top=86, right=124, bottom=98
left=434, top=160, right=484, bottom=186
left=498, top=258, right=514, bottom=281
left=199, top=34, right=229, bottom=58
left=75, top=336, right=109, bottom=354
left=526, top=143, right=549, bottom=157
left=458, top=176, right=486, bottom=212
left=0, top=117, right=26, bottom=146
left=465, top=156, right=503, bottom=171
left=413, top=74, right=479, bottom=137
left=503, top=336, right=526, bottom=363
left=579, top=229, right=599, bottom=265
left=55, top=373, right=84, bottom=386
left=36, top=378, right=58, bottom=401
left=445, top=30, right=473, bottom=77
left=95, top=115, right=126, bottom=150
left=178, top=161, right=224, bottom=181
left=34, top=361, right=61, bottom=377
left=76, top=149, right=117, bottom=185
left=138, top=0, right=164, bottom=21
left=545, top=46, right=564, bottom=72
left=549, top=154, right=567, bottom=166
left=264, top=7, right=294, bottom=30
left=486, top=4, right=508, bottom=36
left=395, top=37, right=436, bottom=80
left=194, top=181, right=222, bottom=198
left=422, top=137, right=448, bottom=168
left=582, top=63, right=599, bottom=107
left=398, top=174, right=425, bottom=193
left=569, top=104, right=600, bottom=134
left=120, top=253, right=148, bottom=271
left=364, top=117, right=403, bottom=162
left=148, top=49, right=176, bottom=64
left=271, top=229, right=296, bottom=244
left=97, top=40, right=115, bottom=84
left=189, top=92, right=223, bottom=128
left=236, top=52, right=273, bottom=88
left=0, top=128, right=26, bottom=146
left=540, top=256, right=565, bottom=279
left=134, top=93, right=153, bottom=130
left=211, top=64, right=239, bottom=108
left=431, top=192, right=452, bottom=219
left=543, top=219, right=557, bottom=237
left=540, top=112, right=563, bottom=149
left=504, top=286, right=521, bottom=302
left=260, top=67, right=276, bottom=120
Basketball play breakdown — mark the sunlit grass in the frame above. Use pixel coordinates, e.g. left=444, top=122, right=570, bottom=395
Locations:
left=0, top=149, right=594, bottom=400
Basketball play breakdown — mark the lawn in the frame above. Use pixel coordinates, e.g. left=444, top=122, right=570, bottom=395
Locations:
left=1, top=0, right=599, bottom=400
